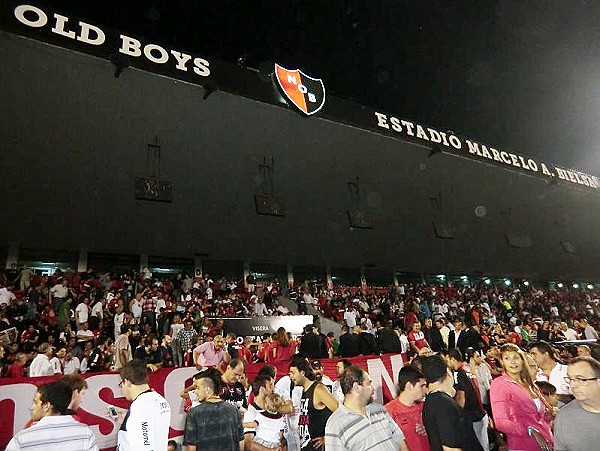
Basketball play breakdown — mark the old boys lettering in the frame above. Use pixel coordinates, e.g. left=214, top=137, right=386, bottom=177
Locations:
left=13, top=4, right=210, bottom=77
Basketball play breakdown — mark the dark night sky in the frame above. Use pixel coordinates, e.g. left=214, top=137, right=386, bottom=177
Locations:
left=52, top=0, right=600, bottom=176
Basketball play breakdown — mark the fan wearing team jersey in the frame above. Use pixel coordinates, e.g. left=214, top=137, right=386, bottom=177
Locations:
left=116, top=360, right=171, bottom=451
left=408, top=322, right=431, bottom=354
left=220, top=358, right=248, bottom=412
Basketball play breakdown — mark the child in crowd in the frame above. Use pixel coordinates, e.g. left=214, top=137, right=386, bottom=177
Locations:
left=535, top=380, right=559, bottom=419
left=249, top=393, right=285, bottom=450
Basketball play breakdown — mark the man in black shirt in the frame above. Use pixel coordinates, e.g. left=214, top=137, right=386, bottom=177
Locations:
left=448, top=318, right=485, bottom=356
left=376, top=321, right=402, bottom=354
left=87, top=337, right=108, bottom=372
left=445, top=349, right=489, bottom=451
left=299, top=325, right=324, bottom=359
left=133, top=337, right=163, bottom=371
left=225, top=332, right=241, bottom=359
left=356, top=325, right=378, bottom=356
left=421, top=355, right=483, bottom=451
left=337, top=325, right=361, bottom=358
left=290, top=358, right=338, bottom=451
left=424, top=318, right=446, bottom=352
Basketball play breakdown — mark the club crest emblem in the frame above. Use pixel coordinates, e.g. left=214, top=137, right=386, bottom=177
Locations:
left=274, top=64, right=325, bottom=116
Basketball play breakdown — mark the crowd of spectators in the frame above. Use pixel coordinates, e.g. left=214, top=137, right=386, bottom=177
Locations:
left=1, top=263, right=599, bottom=379
left=0, top=265, right=287, bottom=377
left=298, top=281, right=600, bottom=360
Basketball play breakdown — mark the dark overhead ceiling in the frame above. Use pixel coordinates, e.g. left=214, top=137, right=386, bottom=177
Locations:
left=1, top=34, right=599, bottom=280
left=27, top=0, right=600, bottom=177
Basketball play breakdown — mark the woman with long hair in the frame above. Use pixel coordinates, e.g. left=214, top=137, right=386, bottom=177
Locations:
left=490, top=343, right=553, bottom=450
left=270, top=327, right=296, bottom=363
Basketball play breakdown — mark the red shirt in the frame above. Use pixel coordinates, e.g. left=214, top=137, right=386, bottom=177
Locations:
left=256, top=342, right=271, bottom=362
left=239, top=346, right=253, bottom=365
left=385, top=399, right=430, bottom=451
left=6, top=363, right=25, bottom=378
left=408, top=330, right=428, bottom=349
left=271, top=342, right=295, bottom=363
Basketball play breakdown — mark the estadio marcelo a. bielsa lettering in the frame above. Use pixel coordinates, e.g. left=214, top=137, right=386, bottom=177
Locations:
left=13, top=4, right=210, bottom=77
left=374, top=111, right=599, bottom=189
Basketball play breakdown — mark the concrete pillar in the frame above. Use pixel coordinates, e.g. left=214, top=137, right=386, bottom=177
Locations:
left=360, top=265, right=367, bottom=290
left=194, top=256, right=203, bottom=277
left=77, top=248, right=88, bottom=273
left=287, top=263, right=294, bottom=288
left=6, top=244, right=18, bottom=269
left=243, top=261, right=251, bottom=290
left=140, top=254, right=149, bottom=273
left=326, top=265, right=333, bottom=290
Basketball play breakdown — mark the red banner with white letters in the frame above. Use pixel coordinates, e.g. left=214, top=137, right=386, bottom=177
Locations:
left=0, top=353, right=405, bottom=450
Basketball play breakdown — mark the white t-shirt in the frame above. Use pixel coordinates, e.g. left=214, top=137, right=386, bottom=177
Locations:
left=6, top=415, right=97, bottom=451
left=155, top=298, right=166, bottom=314
left=29, top=354, right=54, bottom=377
left=91, top=302, right=104, bottom=319
left=50, top=284, right=69, bottom=298
left=399, top=335, right=410, bottom=354
left=77, top=329, right=94, bottom=342
left=254, top=302, right=268, bottom=316
left=130, top=301, right=142, bottom=320
left=320, top=376, right=334, bottom=393
left=170, top=323, right=184, bottom=339
left=302, top=293, right=315, bottom=306
left=331, top=380, right=344, bottom=404
left=563, top=328, right=578, bottom=341
left=117, top=390, right=171, bottom=451
left=254, top=411, right=285, bottom=444
left=536, top=363, right=571, bottom=396
left=275, top=375, right=303, bottom=451
left=276, top=305, right=289, bottom=315
left=114, top=312, right=125, bottom=339
left=75, top=303, right=89, bottom=325
left=63, top=357, right=81, bottom=375
left=344, top=310, right=358, bottom=328
left=0, top=287, right=16, bottom=306
left=114, top=333, right=132, bottom=370
left=243, top=401, right=262, bottom=435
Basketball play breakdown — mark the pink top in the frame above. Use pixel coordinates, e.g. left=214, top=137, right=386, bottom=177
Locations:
left=193, top=342, right=225, bottom=367
left=490, top=373, right=553, bottom=451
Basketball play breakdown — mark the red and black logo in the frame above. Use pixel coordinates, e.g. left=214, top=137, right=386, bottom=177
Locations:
left=274, top=64, right=325, bottom=116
